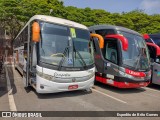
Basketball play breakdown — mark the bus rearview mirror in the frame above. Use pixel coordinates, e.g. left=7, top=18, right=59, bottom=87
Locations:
left=143, top=34, right=150, bottom=40
left=32, top=22, right=40, bottom=42
left=90, top=33, right=104, bottom=49
left=105, top=34, right=128, bottom=51
left=146, top=42, right=160, bottom=56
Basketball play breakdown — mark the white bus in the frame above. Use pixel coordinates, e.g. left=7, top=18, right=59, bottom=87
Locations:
left=13, top=15, right=101, bottom=93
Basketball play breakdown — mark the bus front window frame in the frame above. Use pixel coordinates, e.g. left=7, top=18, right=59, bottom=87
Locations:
left=119, top=31, right=150, bottom=71
left=38, top=21, right=94, bottom=69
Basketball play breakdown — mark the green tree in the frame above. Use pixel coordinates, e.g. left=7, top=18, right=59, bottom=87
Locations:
left=0, top=0, right=160, bottom=41
left=0, top=0, right=65, bottom=39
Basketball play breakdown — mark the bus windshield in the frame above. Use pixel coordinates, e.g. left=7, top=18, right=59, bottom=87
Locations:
left=119, top=31, right=150, bottom=71
left=39, top=22, right=94, bottom=68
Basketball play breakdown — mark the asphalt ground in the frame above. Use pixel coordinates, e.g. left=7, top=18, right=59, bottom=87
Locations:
left=0, top=64, right=160, bottom=120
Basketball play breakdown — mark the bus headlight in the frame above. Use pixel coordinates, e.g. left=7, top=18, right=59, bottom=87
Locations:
left=119, top=71, right=133, bottom=79
left=37, top=71, right=54, bottom=81
left=89, top=73, right=95, bottom=79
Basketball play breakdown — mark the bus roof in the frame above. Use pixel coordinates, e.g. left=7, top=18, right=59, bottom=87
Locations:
left=29, top=15, right=88, bottom=29
left=89, top=24, right=141, bottom=36
left=15, top=15, right=88, bottom=40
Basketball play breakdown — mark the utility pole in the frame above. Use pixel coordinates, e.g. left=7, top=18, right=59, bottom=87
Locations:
left=49, top=9, right=53, bottom=15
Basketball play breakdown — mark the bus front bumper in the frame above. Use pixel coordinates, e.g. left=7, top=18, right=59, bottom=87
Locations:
left=35, top=75, right=94, bottom=93
left=95, top=75, right=150, bottom=88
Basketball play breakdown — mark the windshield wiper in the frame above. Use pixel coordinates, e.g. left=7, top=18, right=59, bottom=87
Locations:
left=73, top=46, right=87, bottom=69
left=58, top=46, right=69, bottom=70
left=135, top=48, right=149, bottom=70
left=135, top=48, right=142, bottom=70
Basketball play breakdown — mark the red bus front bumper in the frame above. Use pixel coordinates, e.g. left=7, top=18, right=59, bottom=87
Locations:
left=95, top=76, right=150, bottom=88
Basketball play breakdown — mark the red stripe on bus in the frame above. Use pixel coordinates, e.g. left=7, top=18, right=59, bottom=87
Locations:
left=95, top=76, right=150, bottom=88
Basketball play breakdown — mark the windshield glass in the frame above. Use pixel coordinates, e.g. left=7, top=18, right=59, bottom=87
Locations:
left=39, top=22, right=94, bottom=68
left=72, top=28, right=94, bottom=67
left=118, top=31, right=150, bottom=70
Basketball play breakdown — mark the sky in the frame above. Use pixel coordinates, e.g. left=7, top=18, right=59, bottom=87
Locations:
left=63, top=0, right=160, bottom=15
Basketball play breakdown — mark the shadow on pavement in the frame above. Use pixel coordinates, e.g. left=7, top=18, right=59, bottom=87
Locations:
left=148, top=84, right=160, bottom=90
left=24, top=80, right=147, bottom=99
left=6, top=64, right=17, bottom=95
left=94, top=81, right=146, bottom=94
left=30, top=87, right=92, bottom=99
left=0, top=67, right=8, bottom=97
left=0, top=72, right=8, bottom=97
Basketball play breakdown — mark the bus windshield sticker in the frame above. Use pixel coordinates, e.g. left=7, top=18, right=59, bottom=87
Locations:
left=68, top=58, right=73, bottom=65
left=70, top=28, right=76, bottom=38
left=107, top=63, right=111, bottom=67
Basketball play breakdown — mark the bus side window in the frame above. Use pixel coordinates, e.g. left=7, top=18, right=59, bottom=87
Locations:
left=24, top=43, right=28, bottom=60
left=147, top=45, right=156, bottom=62
left=146, top=39, right=153, bottom=43
left=95, top=29, right=115, bottom=38
left=92, top=38, right=97, bottom=52
left=104, top=40, right=118, bottom=64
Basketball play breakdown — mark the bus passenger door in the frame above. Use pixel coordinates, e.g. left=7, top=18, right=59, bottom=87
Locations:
left=91, top=36, right=104, bottom=73
left=23, top=42, right=29, bottom=87
left=147, top=45, right=160, bottom=85
left=103, top=39, right=119, bottom=80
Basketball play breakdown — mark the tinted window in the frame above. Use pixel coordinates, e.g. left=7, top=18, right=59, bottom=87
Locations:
left=146, top=39, right=153, bottom=43
left=150, top=37, right=160, bottom=46
left=95, top=29, right=116, bottom=38
left=103, top=39, right=118, bottom=64
left=147, top=45, right=156, bottom=60
left=14, top=26, right=28, bottom=48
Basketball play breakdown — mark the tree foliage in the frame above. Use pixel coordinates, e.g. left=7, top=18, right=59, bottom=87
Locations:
left=0, top=0, right=160, bottom=40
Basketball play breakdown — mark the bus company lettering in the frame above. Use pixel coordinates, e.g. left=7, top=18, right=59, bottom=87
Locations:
left=125, top=69, right=146, bottom=77
left=128, top=71, right=140, bottom=76
left=54, top=72, right=71, bottom=78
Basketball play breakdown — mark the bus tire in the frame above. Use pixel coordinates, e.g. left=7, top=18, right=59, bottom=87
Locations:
left=24, top=86, right=32, bottom=93
left=94, top=79, right=98, bottom=84
left=84, top=88, right=92, bottom=93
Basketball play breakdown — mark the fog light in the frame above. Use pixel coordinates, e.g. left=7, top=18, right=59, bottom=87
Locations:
left=40, top=85, right=44, bottom=89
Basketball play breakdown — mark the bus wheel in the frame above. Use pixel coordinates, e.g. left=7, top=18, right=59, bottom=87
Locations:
left=94, top=79, right=98, bottom=85
left=84, top=88, right=92, bottom=93
left=24, top=85, right=33, bottom=93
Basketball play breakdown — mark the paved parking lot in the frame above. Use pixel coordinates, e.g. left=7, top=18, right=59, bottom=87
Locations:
left=0, top=64, right=160, bottom=120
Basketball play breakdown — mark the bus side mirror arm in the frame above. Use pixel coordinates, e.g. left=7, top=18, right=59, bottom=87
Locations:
left=105, top=34, right=128, bottom=51
left=146, top=42, right=160, bottom=56
left=143, top=34, right=150, bottom=40
left=90, top=33, right=104, bottom=49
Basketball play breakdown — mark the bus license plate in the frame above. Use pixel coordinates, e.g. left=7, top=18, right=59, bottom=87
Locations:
left=68, top=85, right=78, bottom=90
left=139, top=82, right=144, bottom=85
